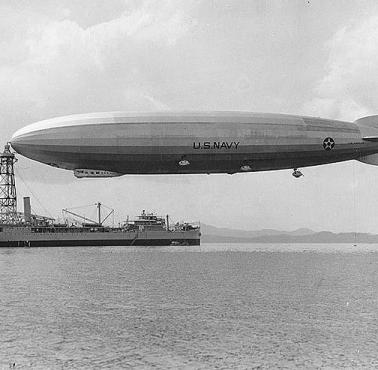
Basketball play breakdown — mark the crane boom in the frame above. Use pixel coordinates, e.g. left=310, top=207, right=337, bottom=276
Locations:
left=62, top=209, right=98, bottom=225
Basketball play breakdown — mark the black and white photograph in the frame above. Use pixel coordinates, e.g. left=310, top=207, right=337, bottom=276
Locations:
left=2, top=0, right=378, bottom=368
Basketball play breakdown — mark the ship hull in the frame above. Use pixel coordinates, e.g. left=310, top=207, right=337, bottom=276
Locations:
left=0, top=228, right=200, bottom=247
left=0, top=239, right=200, bottom=247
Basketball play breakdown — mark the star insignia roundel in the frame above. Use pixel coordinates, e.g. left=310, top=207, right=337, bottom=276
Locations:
left=323, top=137, right=335, bottom=151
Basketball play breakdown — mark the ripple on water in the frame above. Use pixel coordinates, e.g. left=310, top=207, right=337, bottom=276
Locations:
left=1, top=244, right=378, bottom=368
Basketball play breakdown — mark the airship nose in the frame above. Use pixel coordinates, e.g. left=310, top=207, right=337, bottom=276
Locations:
left=10, top=124, right=58, bottom=167
left=10, top=117, right=83, bottom=171
left=10, top=128, right=36, bottom=156
left=10, top=132, right=27, bottom=155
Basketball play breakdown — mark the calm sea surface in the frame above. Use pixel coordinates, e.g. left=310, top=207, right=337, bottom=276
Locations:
left=2, top=243, right=378, bottom=369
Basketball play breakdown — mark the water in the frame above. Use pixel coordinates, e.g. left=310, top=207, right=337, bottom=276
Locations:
left=1, top=243, right=378, bottom=369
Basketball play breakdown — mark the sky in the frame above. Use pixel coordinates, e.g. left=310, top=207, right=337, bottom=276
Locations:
left=2, top=0, right=378, bottom=232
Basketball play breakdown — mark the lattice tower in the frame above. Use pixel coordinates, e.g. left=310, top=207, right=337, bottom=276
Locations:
left=0, top=144, right=18, bottom=224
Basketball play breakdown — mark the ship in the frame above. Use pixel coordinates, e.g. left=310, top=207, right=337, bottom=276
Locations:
left=0, top=144, right=200, bottom=247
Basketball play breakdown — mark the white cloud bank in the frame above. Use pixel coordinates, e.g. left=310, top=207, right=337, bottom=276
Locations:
left=303, top=16, right=378, bottom=121
left=0, top=0, right=196, bottom=132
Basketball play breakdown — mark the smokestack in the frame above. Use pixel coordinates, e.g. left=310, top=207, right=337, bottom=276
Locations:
left=23, top=197, right=31, bottom=223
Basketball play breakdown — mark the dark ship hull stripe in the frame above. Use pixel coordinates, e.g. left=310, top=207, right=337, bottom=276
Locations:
left=0, top=238, right=200, bottom=247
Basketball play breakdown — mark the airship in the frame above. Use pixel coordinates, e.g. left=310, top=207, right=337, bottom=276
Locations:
left=9, top=111, right=378, bottom=178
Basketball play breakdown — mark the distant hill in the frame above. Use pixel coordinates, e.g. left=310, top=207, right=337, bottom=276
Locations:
left=201, top=224, right=378, bottom=243
left=200, top=224, right=315, bottom=239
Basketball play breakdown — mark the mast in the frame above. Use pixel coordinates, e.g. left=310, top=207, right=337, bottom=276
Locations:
left=0, top=144, right=18, bottom=224
left=97, top=202, right=101, bottom=225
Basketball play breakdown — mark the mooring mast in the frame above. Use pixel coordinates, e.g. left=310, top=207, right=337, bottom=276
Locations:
left=0, top=143, right=18, bottom=224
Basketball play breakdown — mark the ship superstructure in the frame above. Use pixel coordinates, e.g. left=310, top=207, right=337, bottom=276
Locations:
left=0, top=145, right=200, bottom=247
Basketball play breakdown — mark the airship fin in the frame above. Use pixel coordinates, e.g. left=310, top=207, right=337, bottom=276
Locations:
left=358, top=154, right=378, bottom=165
left=355, top=115, right=378, bottom=138
left=361, top=136, right=378, bottom=142
left=355, top=115, right=378, bottom=164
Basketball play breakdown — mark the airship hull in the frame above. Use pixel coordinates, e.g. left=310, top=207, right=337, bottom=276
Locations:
left=10, top=112, right=377, bottom=175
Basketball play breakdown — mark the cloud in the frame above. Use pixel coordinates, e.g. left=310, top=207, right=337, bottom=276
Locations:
left=303, top=16, right=378, bottom=121
left=0, top=0, right=195, bottom=134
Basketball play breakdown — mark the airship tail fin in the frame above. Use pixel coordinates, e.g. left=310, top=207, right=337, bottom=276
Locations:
left=355, top=115, right=378, bottom=140
left=355, top=115, right=378, bottom=165
left=358, top=153, right=378, bottom=165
